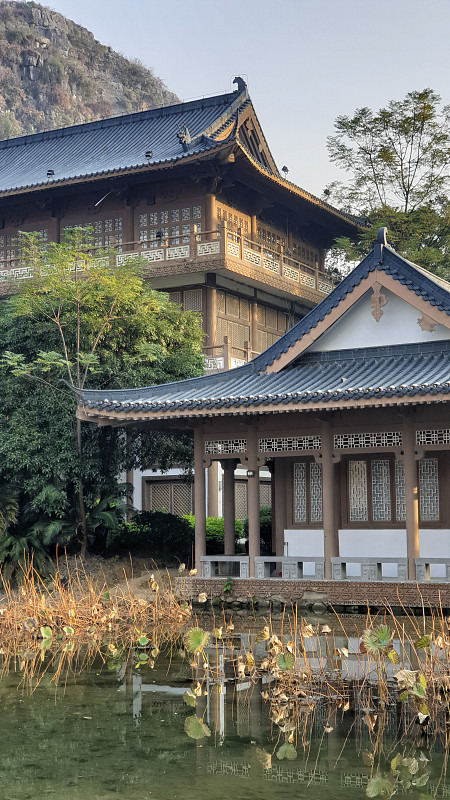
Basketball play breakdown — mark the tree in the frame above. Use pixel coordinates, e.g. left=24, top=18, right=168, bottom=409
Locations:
left=0, top=229, right=204, bottom=557
left=325, top=89, right=450, bottom=278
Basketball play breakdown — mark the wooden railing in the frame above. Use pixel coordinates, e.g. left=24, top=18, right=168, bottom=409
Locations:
left=0, top=224, right=336, bottom=299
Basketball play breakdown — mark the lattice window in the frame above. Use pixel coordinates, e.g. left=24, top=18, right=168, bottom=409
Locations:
left=182, top=207, right=191, bottom=221
left=205, top=439, right=247, bottom=455
left=335, top=432, right=402, bottom=449
left=419, top=458, right=439, bottom=521
left=260, top=436, right=321, bottom=452
left=168, top=291, right=181, bottom=305
left=183, top=288, right=202, bottom=312
left=139, top=214, right=147, bottom=227
left=226, top=294, right=240, bottom=318
left=371, top=459, right=391, bottom=521
left=217, top=291, right=226, bottom=314
left=149, top=212, right=158, bottom=225
left=104, top=219, right=113, bottom=232
left=228, top=321, right=248, bottom=348
left=417, top=429, right=450, bottom=445
left=192, top=205, right=202, bottom=219
left=160, top=211, right=168, bottom=224
left=240, top=299, right=249, bottom=321
left=257, top=305, right=265, bottom=325
left=348, top=461, right=368, bottom=521
left=294, top=463, right=307, bottom=522
left=235, top=482, right=247, bottom=520
left=258, top=330, right=268, bottom=352
left=309, top=462, right=323, bottom=522
left=395, top=460, right=406, bottom=521
left=259, top=483, right=272, bottom=508
left=150, top=483, right=170, bottom=512
left=170, top=209, right=179, bottom=222
left=114, top=218, right=122, bottom=231
left=266, top=308, right=278, bottom=329
left=172, top=483, right=192, bottom=516
left=216, top=316, right=227, bottom=342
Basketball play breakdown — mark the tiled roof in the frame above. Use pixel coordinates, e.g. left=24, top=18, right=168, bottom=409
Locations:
left=79, top=240, right=450, bottom=418
left=0, top=90, right=243, bottom=194
left=252, top=243, right=450, bottom=370
left=80, top=340, right=450, bottom=415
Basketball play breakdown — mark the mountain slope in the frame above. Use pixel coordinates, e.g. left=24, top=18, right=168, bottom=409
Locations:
left=0, top=0, right=179, bottom=138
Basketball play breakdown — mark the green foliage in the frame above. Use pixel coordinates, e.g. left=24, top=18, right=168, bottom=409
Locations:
left=362, top=625, right=391, bottom=653
left=277, top=652, right=294, bottom=670
left=0, top=1, right=178, bottom=137
left=0, top=229, right=203, bottom=560
left=185, top=628, right=209, bottom=654
left=243, top=506, right=272, bottom=555
left=326, top=88, right=450, bottom=279
left=223, top=577, right=234, bottom=594
left=107, top=511, right=194, bottom=564
left=183, top=514, right=243, bottom=555
left=0, top=483, right=19, bottom=536
left=276, top=743, right=297, bottom=760
left=184, top=715, right=211, bottom=740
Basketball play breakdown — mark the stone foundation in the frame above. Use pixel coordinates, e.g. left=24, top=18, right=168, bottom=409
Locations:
left=182, top=578, right=450, bottom=611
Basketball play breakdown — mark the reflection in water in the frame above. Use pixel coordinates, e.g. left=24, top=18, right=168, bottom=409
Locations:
left=0, top=623, right=448, bottom=800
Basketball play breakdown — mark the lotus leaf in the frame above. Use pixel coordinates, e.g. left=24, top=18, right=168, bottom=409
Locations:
left=183, top=691, right=197, bottom=707
left=362, top=625, right=391, bottom=652
left=277, top=652, right=294, bottom=670
left=185, top=628, right=209, bottom=653
left=184, top=715, right=211, bottom=739
left=276, top=743, right=297, bottom=760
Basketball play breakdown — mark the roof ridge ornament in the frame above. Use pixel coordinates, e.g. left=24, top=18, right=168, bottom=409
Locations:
left=374, top=226, right=388, bottom=264
left=233, top=76, right=247, bottom=93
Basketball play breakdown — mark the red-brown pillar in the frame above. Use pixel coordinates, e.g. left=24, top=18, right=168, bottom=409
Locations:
left=246, top=426, right=260, bottom=576
left=194, top=427, right=206, bottom=571
left=205, top=193, right=216, bottom=239
left=273, top=459, right=287, bottom=556
left=222, top=459, right=237, bottom=555
left=403, top=420, right=420, bottom=580
left=321, top=421, right=338, bottom=579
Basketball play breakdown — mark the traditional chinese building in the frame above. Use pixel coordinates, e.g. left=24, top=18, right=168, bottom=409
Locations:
left=0, top=78, right=359, bottom=517
left=78, top=229, right=450, bottom=585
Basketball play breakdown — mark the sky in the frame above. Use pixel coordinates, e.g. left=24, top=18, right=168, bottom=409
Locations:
left=35, top=0, right=450, bottom=198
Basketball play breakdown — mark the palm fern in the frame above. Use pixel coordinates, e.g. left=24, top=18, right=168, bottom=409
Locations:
left=0, top=483, right=19, bottom=536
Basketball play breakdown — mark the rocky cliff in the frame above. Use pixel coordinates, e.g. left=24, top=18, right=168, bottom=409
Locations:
left=0, top=0, right=179, bottom=138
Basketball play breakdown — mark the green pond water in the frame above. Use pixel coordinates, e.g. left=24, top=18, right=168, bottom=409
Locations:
left=0, top=625, right=448, bottom=800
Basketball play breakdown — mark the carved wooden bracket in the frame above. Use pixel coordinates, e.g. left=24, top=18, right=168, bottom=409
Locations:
left=417, top=313, right=437, bottom=332
left=370, top=282, right=387, bottom=322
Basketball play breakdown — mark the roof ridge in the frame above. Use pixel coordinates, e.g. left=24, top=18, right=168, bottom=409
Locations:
left=0, top=89, right=241, bottom=151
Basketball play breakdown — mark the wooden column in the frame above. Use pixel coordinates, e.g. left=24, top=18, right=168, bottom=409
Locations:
left=251, top=299, right=258, bottom=357
left=246, top=426, right=260, bottom=576
left=321, top=421, right=338, bottom=579
left=273, top=459, right=287, bottom=556
left=222, top=459, right=237, bottom=555
left=205, top=284, right=217, bottom=350
left=205, top=193, right=216, bottom=239
left=207, top=461, right=219, bottom=518
left=403, top=420, right=420, bottom=580
left=251, top=214, right=257, bottom=242
left=193, top=427, right=206, bottom=571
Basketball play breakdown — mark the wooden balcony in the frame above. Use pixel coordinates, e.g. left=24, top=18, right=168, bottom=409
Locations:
left=0, top=224, right=336, bottom=305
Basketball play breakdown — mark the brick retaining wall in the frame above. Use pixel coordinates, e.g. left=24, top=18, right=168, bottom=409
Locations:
left=185, top=578, right=450, bottom=609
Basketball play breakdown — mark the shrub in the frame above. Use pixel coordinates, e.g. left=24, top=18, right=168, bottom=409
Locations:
left=243, top=506, right=272, bottom=555
left=184, top=514, right=243, bottom=554
left=106, top=510, right=194, bottom=565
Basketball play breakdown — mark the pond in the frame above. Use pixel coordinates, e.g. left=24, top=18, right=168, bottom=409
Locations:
left=1, top=617, right=448, bottom=800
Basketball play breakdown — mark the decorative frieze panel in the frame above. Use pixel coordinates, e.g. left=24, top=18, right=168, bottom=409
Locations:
left=243, top=247, right=261, bottom=266
left=141, top=249, right=165, bottom=263
left=197, top=241, right=220, bottom=256
left=227, top=240, right=240, bottom=258
left=262, top=256, right=280, bottom=273
left=205, top=439, right=247, bottom=455
left=184, top=288, right=202, bottom=312
left=318, top=280, right=332, bottom=294
left=203, top=356, right=225, bottom=371
left=293, top=463, right=307, bottom=523
left=167, top=245, right=190, bottom=260
left=300, top=273, right=315, bottom=288
left=334, top=432, right=402, bottom=449
left=283, top=265, right=300, bottom=282
left=348, top=460, right=368, bottom=521
left=419, top=458, right=439, bottom=521
left=395, top=459, right=406, bottom=521
left=230, top=357, right=246, bottom=368
left=371, top=459, right=391, bottom=521
left=309, top=462, right=323, bottom=522
left=259, top=436, right=321, bottom=452
left=416, top=429, right=450, bottom=445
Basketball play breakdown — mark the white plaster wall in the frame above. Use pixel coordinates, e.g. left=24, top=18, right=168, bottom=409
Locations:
left=283, top=530, right=324, bottom=576
left=419, top=529, right=450, bottom=577
left=132, top=467, right=184, bottom=511
left=309, top=289, right=450, bottom=352
left=338, top=529, right=406, bottom=577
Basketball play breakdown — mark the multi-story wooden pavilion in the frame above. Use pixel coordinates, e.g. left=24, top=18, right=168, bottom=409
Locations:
left=78, top=230, right=450, bottom=583
left=0, top=77, right=359, bottom=517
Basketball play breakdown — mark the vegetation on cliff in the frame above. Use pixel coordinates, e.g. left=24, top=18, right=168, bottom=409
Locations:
left=0, top=0, right=179, bottom=138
